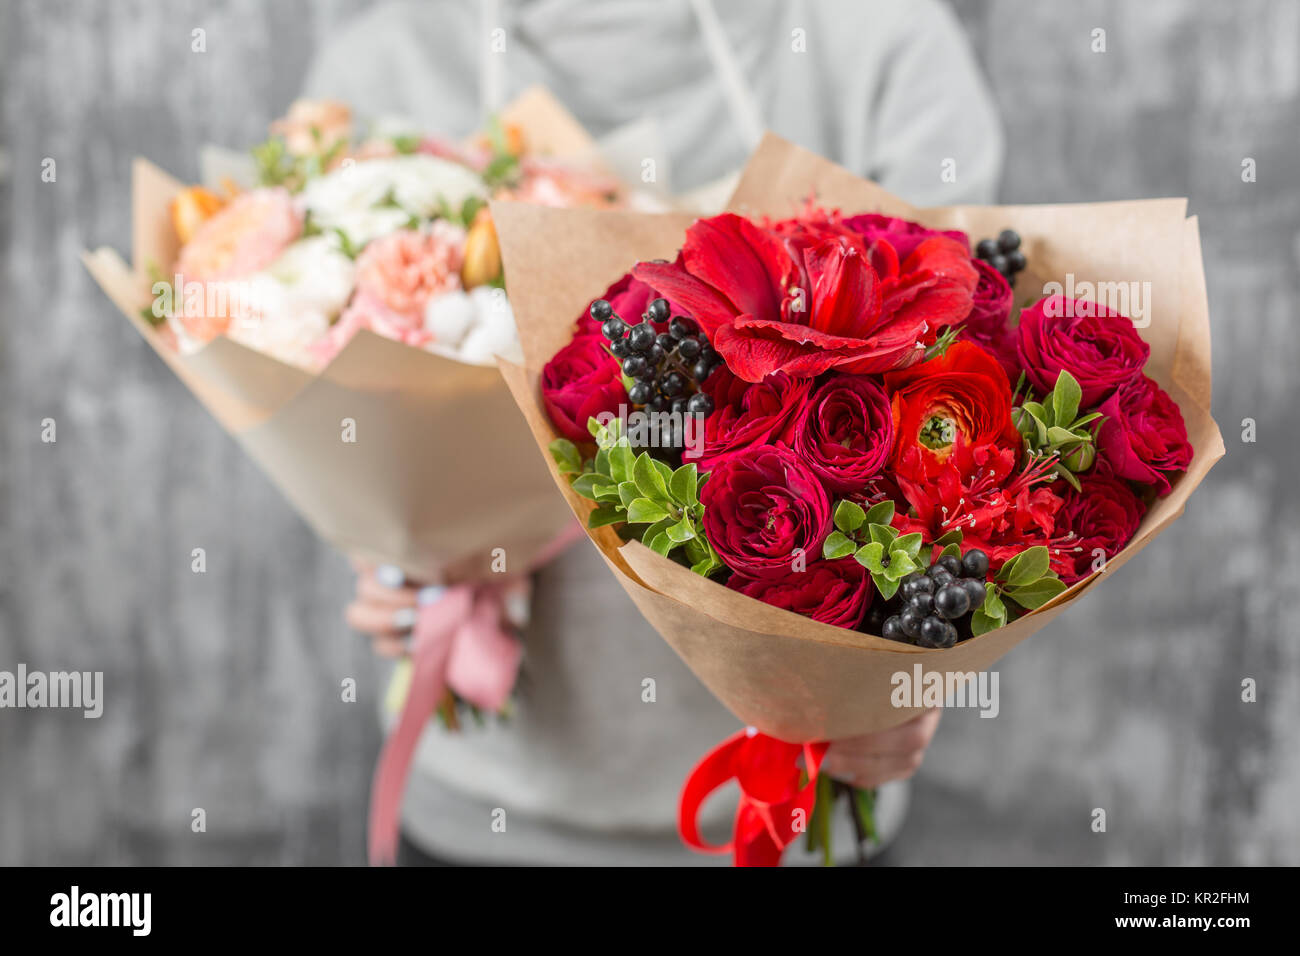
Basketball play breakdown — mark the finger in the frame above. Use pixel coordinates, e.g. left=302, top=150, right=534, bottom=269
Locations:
left=829, top=709, right=943, bottom=758
left=345, top=600, right=418, bottom=638
left=357, top=573, right=422, bottom=609
left=823, top=751, right=926, bottom=789
left=371, top=635, right=410, bottom=659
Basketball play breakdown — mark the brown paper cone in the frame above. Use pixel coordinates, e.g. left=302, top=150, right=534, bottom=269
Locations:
left=494, top=133, right=1225, bottom=743
left=83, top=88, right=602, bottom=581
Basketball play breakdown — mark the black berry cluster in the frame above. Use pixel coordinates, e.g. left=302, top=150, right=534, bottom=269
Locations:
left=975, top=229, right=1026, bottom=287
left=864, top=549, right=990, bottom=648
left=593, top=297, right=721, bottom=415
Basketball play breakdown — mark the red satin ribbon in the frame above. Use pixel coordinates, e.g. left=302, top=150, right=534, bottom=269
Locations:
left=679, top=728, right=829, bottom=867
left=367, top=524, right=584, bottom=866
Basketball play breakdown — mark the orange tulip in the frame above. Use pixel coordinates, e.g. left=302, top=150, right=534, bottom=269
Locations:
left=169, top=186, right=226, bottom=244
left=460, top=209, right=502, bottom=289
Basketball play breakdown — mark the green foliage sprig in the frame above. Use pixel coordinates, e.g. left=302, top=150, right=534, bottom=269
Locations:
left=549, top=417, right=723, bottom=578
left=970, top=546, right=1068, bottom=635
left=1013, top=370, right=1103, bottom=490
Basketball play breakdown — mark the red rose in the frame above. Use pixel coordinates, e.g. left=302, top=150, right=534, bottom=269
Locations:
left=541, top=334, right=626, bottom=442
left=1051, top=468, right=1145, bottom=584
left=958, top=259, right=1019, bottom=381
left=1017, top=294, right=1149, bottom=407
left=632, top=212, right=978, bottom=382
left=1097, top=374, right=1192, bottom=495
left=728, top=558, right=872, bottom=629
left=575, top=271, right=658, bottom=336
left=690, top=367, right=810, bottom=471
left=701, top=444, right=832, bottom=579
left=884, top=341, right=1022, bottom=485
left=783, top=374, right=893, bottom=494
left=842, top=212, right=970, bottom=261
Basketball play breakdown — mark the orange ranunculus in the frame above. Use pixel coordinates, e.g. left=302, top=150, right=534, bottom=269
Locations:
left=884, top=341, right=1022, bottom=483
left=169, top=186, right=227, bottom=244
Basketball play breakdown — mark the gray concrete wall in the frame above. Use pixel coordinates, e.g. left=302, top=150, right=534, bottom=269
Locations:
left=2, top=0, right=1296, bottom=864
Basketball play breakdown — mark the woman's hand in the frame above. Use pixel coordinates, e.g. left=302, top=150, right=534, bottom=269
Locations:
left=822, top=709, right=942, bottom=789
left=344, top=562, right=427, bottom=658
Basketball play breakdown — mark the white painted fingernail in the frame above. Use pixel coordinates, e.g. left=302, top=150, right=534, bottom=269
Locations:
left=375, top=564, right=406, bottom=589
left=417, top=585, right=447, bottom=606
left=391, top=607, right=418, bottom=630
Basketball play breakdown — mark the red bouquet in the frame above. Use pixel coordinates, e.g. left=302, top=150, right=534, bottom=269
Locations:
left=495, top=135, right=1223, bottom=866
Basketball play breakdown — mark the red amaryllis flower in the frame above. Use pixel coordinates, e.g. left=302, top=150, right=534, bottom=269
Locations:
left=1097, top=374, right=1193, bottom=495
left=884, top=341, right=1022, bottom=485
left=540, top=334, right=626, bottom=442
left=633, top=212, right=979, bottom=382
left=690, top=367, right=810, bottom=471
left=1051, top=468, right=1145, bottom=584
left=701, top=444, right=831, bottom=579
left=782, top=374, right=893, bottom=494
left=1017, top=294, right=1148, bottom=407
left=728, top=558, right=872, bottom=629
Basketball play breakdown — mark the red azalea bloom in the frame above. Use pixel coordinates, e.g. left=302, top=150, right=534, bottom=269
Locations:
left=633, top=211, right=979, bottom=382
left=884, top=341, right=1023, bottom=485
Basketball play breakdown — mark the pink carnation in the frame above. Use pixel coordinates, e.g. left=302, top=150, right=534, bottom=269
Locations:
left=353, top=223, right=465, bottom=325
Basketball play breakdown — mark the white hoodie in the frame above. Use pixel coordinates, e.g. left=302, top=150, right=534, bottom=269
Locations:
left=305, top=0, right=1004, bottom=865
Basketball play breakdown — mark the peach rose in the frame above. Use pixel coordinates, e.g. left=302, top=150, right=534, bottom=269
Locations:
left=174, top=187, right=301, bottom=283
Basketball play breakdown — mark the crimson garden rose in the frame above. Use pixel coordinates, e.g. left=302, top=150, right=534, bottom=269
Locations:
left=728, top=558, right=872, bottom=629
left=1097, top=374, right=1192, bottom=495
left=784, top=374, right=893, bottom=494
left=540, top=334, right=625, bottom=442
left=959, top=259, right=1019, bottom=381
left=1051, top=468, right=1145, bottom=584
left=691, top=367, right=810, bottom=470
left=1017, top=294, right=1148, bottom=407
left=574, top=271, right=658, bottom=337
left=842, top=212, right=969, bottom=261
left=701, top=444, right=832, bottom=579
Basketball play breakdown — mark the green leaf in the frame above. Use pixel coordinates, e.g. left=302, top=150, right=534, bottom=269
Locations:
left=1072, top=411, right=1104, bottom=429
left=1051, top=370, right=1082, bottom=426
left=823, top=531, right=857, bottom=561
left=1000, top=546, right=1051, bottom=588
left=587, top=416, right=604, bottom=439
left=863, top=500, right=895, bottom=527
left=884, top=552, right=918, bottom=580
left=647, top=532, right=673, bottom=556
left=1053, top=462, right=1083, bottom=492
left=570, top=473, right=602, bottom=500
left=633, top=454, right=670, bottom=503
left=970, top=608, right=1003, bottom=637
left=854, top=542, right=885, bottom=572
left=833, top=500, right=867, bottom=534
left=587, top=504, right=623, bottom=529
left=868, top=523, right=898, bottom=549
left=618, top=481, right=640, bottom=508
left=651, top=457, right=675, bottom=486
left=593, top=447, right=611, bottom=477
left=669, top=463, right=699, bottom=505
left=548, top=438, right=582, bottom=475
left=1005, top=576, right=1068, bottom=610
left=981, top=583, right=1006, bottom=620
left=666, top=516, right=696, bottom=543
left=1047, top=425, right=1081, bottom=447
left=876, top=577, right=902, bottom=601
left=893, top=532, right=923, bottom=558
left=626, top=498, right=670, bottom=524
left=592, top=481, right=620, bottom=502
left=1021, top=400, right=1049, bottom=427
left=940, top=542, right=963, bottom=560
left=690, top=558, right=718, bottom=577
left=609, top=443, right=636, bottom=484
left=933, top=528, right=964, bottom=548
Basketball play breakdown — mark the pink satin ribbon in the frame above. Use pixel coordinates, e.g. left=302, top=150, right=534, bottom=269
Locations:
left=367, top=523, right=585, bottom=865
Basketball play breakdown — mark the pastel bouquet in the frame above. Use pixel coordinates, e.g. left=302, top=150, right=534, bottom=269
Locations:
left=494, top=135, right=1223, bottom=866
left=82, top=89, right=640, bottom=865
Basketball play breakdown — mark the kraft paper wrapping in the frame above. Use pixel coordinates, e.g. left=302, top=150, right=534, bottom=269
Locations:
left=495, top=133, right=1225, bottom=742
left=82, top=88, right=607, bottom=582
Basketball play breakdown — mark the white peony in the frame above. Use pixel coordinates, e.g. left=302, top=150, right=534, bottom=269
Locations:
left=297, top=154, right=487, bottom=249
left=225, top=237, right=356, bottom=368
left=425, top=286, right=522, bottom=366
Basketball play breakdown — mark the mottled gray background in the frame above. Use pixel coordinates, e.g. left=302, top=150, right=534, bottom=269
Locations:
left=1, top=0, right=1296, bottom=865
